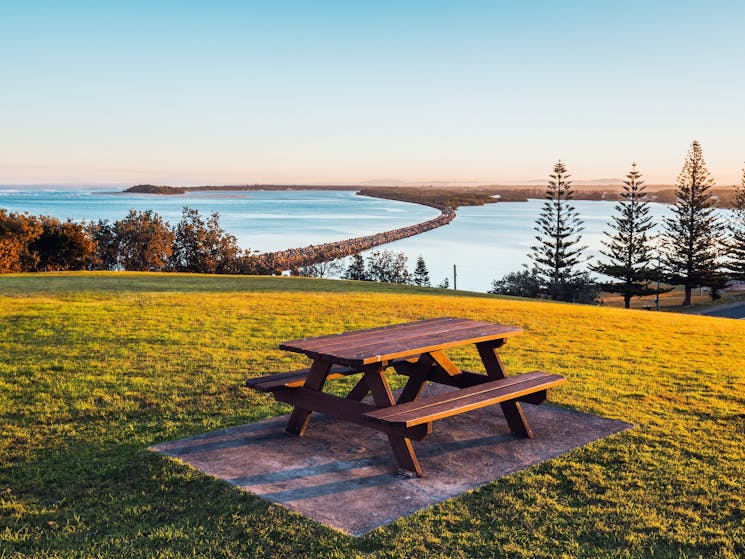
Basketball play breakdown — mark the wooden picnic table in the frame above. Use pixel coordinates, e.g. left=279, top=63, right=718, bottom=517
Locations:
left=246, top=317, right=565, bottom=477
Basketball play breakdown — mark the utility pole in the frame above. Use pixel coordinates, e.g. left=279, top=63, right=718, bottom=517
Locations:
left=655, top=254, right=661, bottom=311
left=453, top=264, right=457, bottom=290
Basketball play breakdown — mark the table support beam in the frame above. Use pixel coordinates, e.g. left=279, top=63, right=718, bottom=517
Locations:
left=363, top=364, right=423, bottom=477
left=285, top=358, right=331, bottom=436
left=397, top=354, right=434, bottom=404
left=476, top=341, right=534, bottom=438
left=273, top=386, right=431, bottom=441
left=345, top=375, right=370, bottom=401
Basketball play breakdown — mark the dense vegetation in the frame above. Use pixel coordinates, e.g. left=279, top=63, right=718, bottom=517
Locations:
left=358, top=187, right=506, bottom=208
left=127, top=184, right=189, bottom=195
left=124, top=184, right=359, bottom=194
left=0, top=207, right=253, bottom=275
left=0, top=273, right=742, bottom=558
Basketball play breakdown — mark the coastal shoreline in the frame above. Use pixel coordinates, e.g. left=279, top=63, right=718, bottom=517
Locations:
left=124, top=184, right=465, bottom=271
left=251, top=201, right=454, bottom=273
left=119, top=183, right=737, bottom=272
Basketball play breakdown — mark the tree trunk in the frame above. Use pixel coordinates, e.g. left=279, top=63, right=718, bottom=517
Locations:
left=683, top=285, right=692, bottom=306
left=624, top=294, right=631, bottom=309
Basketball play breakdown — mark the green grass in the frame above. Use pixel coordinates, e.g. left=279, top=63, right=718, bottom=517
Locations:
left=1, top=272, right=743, bottom=558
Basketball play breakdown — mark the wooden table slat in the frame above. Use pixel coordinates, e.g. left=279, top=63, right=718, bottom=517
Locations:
left=391, top=375, right=566, bottom=427
left=365, top=371, right=552, bottom=420
left=279, top=317, right=463, bottom=352
left=365, top=373, right=566, bottom=427
left=291, top=319, right=497, bottom=359
left=245, top=364, right=359, bottom=389
left=281, top=318, right=473, bottom=355
left=280, top=317, right=475, bottom=356
left=320, top=324, right=523, bottom=366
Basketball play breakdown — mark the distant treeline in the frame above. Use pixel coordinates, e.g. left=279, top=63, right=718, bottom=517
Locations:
left=358, top=187, right=505, bottom=208
left=359, top=185, right=739, bottom=209
left=125, top=184, right=360, bottom=195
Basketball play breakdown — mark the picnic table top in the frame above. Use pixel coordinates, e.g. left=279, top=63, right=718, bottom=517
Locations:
left=279, top=317, right=523, bottom=367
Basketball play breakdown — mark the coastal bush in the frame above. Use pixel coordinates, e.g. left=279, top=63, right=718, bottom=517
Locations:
left=28, top=216, right=96, bottom=272
left=343, top=253, right=367, bottom=280
left=0, top=209, right=42, bottom=272
left=113, top=209, right=175, bottom=271
left=86, top=219, right=119, bottom=270
left=365, top=250, right=411, bottom=284
left=295, top=259, right=344, bottom=278
left=488, top=269, right=542, bottom=298
left=170, top=207, right=243, bottom=274
left=341, top=251, right=431, bottom=286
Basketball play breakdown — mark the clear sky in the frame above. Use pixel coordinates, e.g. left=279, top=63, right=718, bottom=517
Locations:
left=2, top=0, right=744, bottom=186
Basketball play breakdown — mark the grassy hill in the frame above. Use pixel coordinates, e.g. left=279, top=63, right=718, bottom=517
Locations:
left=1, top=273, right=743, bottom=558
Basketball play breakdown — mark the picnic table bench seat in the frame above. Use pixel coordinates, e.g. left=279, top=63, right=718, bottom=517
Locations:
left=363, top=371, right=566, bottom=429
left=245, top=357, right=428, bottom=393
left=246, top=364, right=361, bottom=392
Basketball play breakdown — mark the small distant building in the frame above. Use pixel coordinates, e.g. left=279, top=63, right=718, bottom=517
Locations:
left=725, top=281, right=745, bottom=292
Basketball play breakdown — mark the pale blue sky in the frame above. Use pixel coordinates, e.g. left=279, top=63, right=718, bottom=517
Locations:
left=1, top=1, right=744, bottom=185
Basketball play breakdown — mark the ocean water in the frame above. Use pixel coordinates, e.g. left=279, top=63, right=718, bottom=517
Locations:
left=379, top=199, right=683, bottom=292
left=0, top=188, right=733, bottom=293
left=0, top=189, right=439, bottom=253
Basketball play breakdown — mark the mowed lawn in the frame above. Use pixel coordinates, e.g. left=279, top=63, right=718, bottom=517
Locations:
left=0, top=273, right=743, bottom=559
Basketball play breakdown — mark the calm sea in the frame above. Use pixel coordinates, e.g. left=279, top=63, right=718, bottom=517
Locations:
left=0, top=188, right=732, bottom=293
left=0, top=189, right=438, bottom=252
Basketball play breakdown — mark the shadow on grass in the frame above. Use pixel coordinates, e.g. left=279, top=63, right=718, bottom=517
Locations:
left=0, top=439, right=356, bottom=558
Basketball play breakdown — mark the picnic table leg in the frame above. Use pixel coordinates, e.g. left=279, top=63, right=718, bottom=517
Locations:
left=363, top=364, right=423, bottom=477
left=285, top=358, right=332, bottom=436
left=476, top=341, right=534, bottom=438
left=345, top=375, right=370, bottom=401
left=397, top=353, right=434, bottom=404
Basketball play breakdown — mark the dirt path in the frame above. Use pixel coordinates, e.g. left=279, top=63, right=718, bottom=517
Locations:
left=688, top=300, right=745, bottom=319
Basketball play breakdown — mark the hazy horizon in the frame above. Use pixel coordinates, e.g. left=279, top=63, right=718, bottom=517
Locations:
left=0, top=179, right=696, bottom=190
left=2, top=1, right=744, bottom=186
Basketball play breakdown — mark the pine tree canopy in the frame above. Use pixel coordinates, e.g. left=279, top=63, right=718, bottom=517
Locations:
left=590, top=162, right=664, bottom=307
left=529, top=160, right=589, bottom=300
left=662, top=140, right=724, bottom=305
left=727, top=164, right=745, bottom=281
left=413, top=255, right=431, bottom=287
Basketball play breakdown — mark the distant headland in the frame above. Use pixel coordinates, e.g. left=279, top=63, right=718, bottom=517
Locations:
left=123, top=183, right=739, bottom=209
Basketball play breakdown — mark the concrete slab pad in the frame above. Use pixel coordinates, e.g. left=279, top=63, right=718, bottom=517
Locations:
left=150, top=388, right=632, bottom=535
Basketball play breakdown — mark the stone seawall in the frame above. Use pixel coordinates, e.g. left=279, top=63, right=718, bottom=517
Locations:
left=252, top=203, right=454, bottom=273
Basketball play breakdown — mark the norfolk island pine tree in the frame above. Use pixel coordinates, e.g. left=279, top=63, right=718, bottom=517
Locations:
left=662, top=140, right=724, bottom=306
left=413, top=255, right=431, bottom=287
left=528, top=160, right=590, bottom=301
left=726, top=164, right=745, bottom=281
left=591, top=162, right=669, bottom=308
